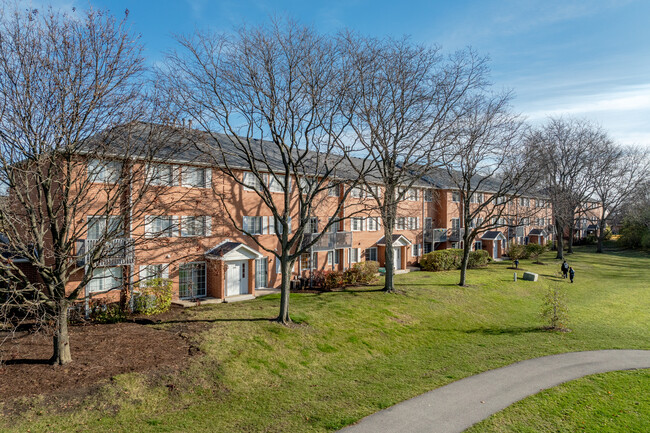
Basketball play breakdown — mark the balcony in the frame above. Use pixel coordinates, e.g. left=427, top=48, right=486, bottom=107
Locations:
left=508, top=226, right=526, bottom=238
left=76, top=238, right=135, bottom=266
left=423, top=228, right=448, bottom=243
left=447, top=227, right=465, bottom=242
left=302, top=231, right=353, bottom=252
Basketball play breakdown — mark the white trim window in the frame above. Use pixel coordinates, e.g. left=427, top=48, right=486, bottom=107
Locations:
left=473, top=241, right=482, bottom=251
left=470, top=193, right=483, bottom=204
left=413, top=244, right=421, bottom=256
left=182, top=166, right=211, bottom=188
left=452, top=191, right=460, bottom=202
left=87, top=266, right=123, bottom=293
left=87, top=216, right=123, bottom=240
left=243, top=216, right=265, bottom=235
left=407, top=217, right=419, bottom=230
left=365, top=247, right=378, bottom=262
left=88, top=159, right=122, bottom=184
left=424, top=189, right=434, bottom=202
left=424, top=243, right=432, bottom=254
left=519, top=197, right=530, bottom=207
left=255, top=258, right=268, bottom=288
left=349, top=248, right=360, bottom=264
left=366, top=217, right=379, bottom=231
left=181, top=216, right=211, bottom=237
left=328, top=182, right=340, bottom=197
left=366, top=185, right=380, bottom=198
left=351, top=217, right=364, bottom=232
left=179, top=262, right=206, bottom=298
left=406, top=188, right=420, bottom=201
left=306, top=217, right=318, bottom=234
left=269, top=175, right=290, bottom=193
left=350, top=186, right=365, bottom=198
left=425, top=217, right=433, bottom=230
left=395, top=217, right=406, bottom=231
left=139, top=264, right=170, bottom=282
left=243, top=172, right=263, bottom=191
left=147, top=163, right=175, bottom=186
left=298, top=177, right=316, bottom=195
left=145, top=215, right=177, bottom=238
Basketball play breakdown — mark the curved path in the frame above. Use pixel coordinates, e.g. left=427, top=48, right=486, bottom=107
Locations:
left=339, top=350, right=650, bottom=433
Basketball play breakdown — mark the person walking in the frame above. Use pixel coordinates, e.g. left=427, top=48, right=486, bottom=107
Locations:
left=569, top=267, right=575, bottom=283
left=561, top=260, right=569, bottom=278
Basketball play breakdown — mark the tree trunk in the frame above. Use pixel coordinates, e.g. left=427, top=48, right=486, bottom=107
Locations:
left=50, top=299, right=72, bottom=366
left=459, top=241, right=471, bottom=286
left=276, top=258, right=292, bottom=324
left=555, top=220, right=564, bottom=260
left=596, top=229, right=605, bottom=253
left=383, top=226, right=395, bottom=293
left=568, top=227, right=574, bottom=254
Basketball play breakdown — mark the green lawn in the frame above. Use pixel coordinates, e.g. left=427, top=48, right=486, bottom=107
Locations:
left=2, top=246, right=649, bottom=432
left=467, top=369, right=650, bottom=432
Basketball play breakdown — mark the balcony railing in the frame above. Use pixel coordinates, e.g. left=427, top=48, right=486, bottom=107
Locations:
left=508, top=226, right=526, bottom=238
left=447, top=227, right=465, bottom=241
left=302, top=231, right=353, bottom=252
left=76, top=238, right=135, bottom=266
left=424, top=228, right=448, bottom=243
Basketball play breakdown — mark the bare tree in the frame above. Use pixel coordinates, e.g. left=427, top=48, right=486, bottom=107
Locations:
left=439, top=92, right=536, bottom=286
left=526, top=118, right=605, bottom=260
left=341, top=34, right=489, bottom=292
left=161, top=20, right=368, bottom=324
left=0, top=6, right=174, bottom=365
left=589, top=142, right=650, bottom=253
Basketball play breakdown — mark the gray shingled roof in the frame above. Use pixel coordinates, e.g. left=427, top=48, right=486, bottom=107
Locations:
left=528, top=228, right=548, bottom=236
left=481, top=230, right=506, bottom=240
left=205, top=241, right=242, bottom=257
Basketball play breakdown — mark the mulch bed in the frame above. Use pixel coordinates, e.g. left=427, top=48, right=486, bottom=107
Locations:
left=0, top=314, right=197, bottom=403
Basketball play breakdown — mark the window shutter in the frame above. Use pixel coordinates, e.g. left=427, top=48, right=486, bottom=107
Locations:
left=416, top=217, right=420, bottom=230
left=180, top=216, right=188, bottom=237
left=205, top=168, right=212, bottom=188
left=243, top=216, right=250, bottom=233
left=144, top=216, right=153, bottom=238
left=268, top=217, right=276, bottom=235
left=205, top=216, right=212, bottom=236
left=262, top=216, right=268, bottom=235
left=172, top=216, right=180, bottom=237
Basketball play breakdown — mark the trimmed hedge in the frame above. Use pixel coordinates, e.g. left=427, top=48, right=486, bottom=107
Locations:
left=467, top=249, right=490, bottom=268
left=420, top=248, right=490, bottom=271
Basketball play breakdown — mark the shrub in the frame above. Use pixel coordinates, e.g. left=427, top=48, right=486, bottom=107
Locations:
left=323, top=271, right=344, bottom=290
left=353, top=261, right=379, bottom=284
left=134, top=277, right=173, bottom=316
left=507, top=243, right=529, bottom=260
left=525, top=243, right=546, bottom=263
left=541, top=282, right=570, bottom=331
left=420, top=249, right=463, bottom=271
left=89, top=299, right=126, bottom=324
left=467, top=249, right=489, bottom=268
left=343, top=267, right=362, bottom=285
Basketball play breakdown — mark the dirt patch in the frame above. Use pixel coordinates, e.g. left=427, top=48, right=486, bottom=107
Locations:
left=0, top=318, right=196, bottom=403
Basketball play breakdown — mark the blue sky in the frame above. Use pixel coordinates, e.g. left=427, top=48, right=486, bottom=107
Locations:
left=29, top=0, right=650, bottom=146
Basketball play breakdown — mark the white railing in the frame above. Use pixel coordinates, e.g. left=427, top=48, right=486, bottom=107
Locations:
left=77, top=238, right=135, bottom=266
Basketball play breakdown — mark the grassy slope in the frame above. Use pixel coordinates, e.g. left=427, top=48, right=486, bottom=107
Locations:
left=2, top=246, right=649, bottom=432
left=467, top=370, right=650, bottom=432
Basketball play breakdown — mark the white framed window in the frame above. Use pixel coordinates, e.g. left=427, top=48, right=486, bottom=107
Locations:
left=300, top=252, right=316, bottom=271
left=349, top=248, right=360, bottom=264
left=451, top=218, right=461, bottom=230
left=520, top=217, right=530, bottom=225
left=424, top=189, right=434, bottom=202
left=366, top=217, right=379, bottom=231
left=407, top=188, right=419, bottom=201
left=243, top=216, right=265, bottom=235
left=424, top=243, right=432, bottom=254
left=87, top=266, right=123, bottom=293
left=299, top=177, right=316, bottom=195
left=519, top=197, right=530, bottom=207
left=351, top=217, right=364, bottom=232
left=452, top=191, right=460, bottom=202
left=139, top=264, right=169, bottom=282
left=243, top=172, right=263, bottom=191
left=147, top=163, right=175, bottom=186
left=350, top=186, right=364, bottom=198
left=413, top=244, right=421, bottom=256
left=365, top=247, right=377, bottom=262
left=178, top=262, right=206, bottom=298
left=470, top=193, right=484, bottom=204
left=269, top=175, right=290, bottom=193
left=407, top=217, right=419, bottom=230
left=425, top=217, right=433, bottom=230
left=366, top=185, right=380, bottom=198
left=327, top=250, right=333, bottom=266
left=88, top=159, right=122, bottom=183
left=87, top=216, right=123, bottom=240
left=473, top=241, right=482, bottom=251
left=145, top=215, right=177, bottom=238
left=306, top=217, right=318, bottom=234
left=181, top=216, right=211, bottom=237
left=182, top=166, right=210, bottom=188
left=395, top=217, right=406, bottom=231
left=328, top=182, right=340, bottom=197
left=255, top=258, right=268, bottom=288
left=268, top=217, right=291, bottom=235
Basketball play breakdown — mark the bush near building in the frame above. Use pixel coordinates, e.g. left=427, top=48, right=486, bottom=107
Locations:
left=420, top=249, right=488, bottom=271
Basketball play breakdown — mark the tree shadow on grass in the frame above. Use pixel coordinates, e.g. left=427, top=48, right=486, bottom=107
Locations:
left=463, top=325, right=546, bottom=335
left=134, top=317, right=274, bottom=325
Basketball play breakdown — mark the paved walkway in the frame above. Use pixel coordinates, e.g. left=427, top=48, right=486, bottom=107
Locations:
left=339, top=350, right=650, bottom=433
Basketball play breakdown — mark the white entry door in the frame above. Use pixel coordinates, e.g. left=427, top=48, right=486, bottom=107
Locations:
left=226, top=260, right=249, bottom=297
left=393, top=247, right=401, bottom=270
left=493, top=242, right=498, bottom=258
